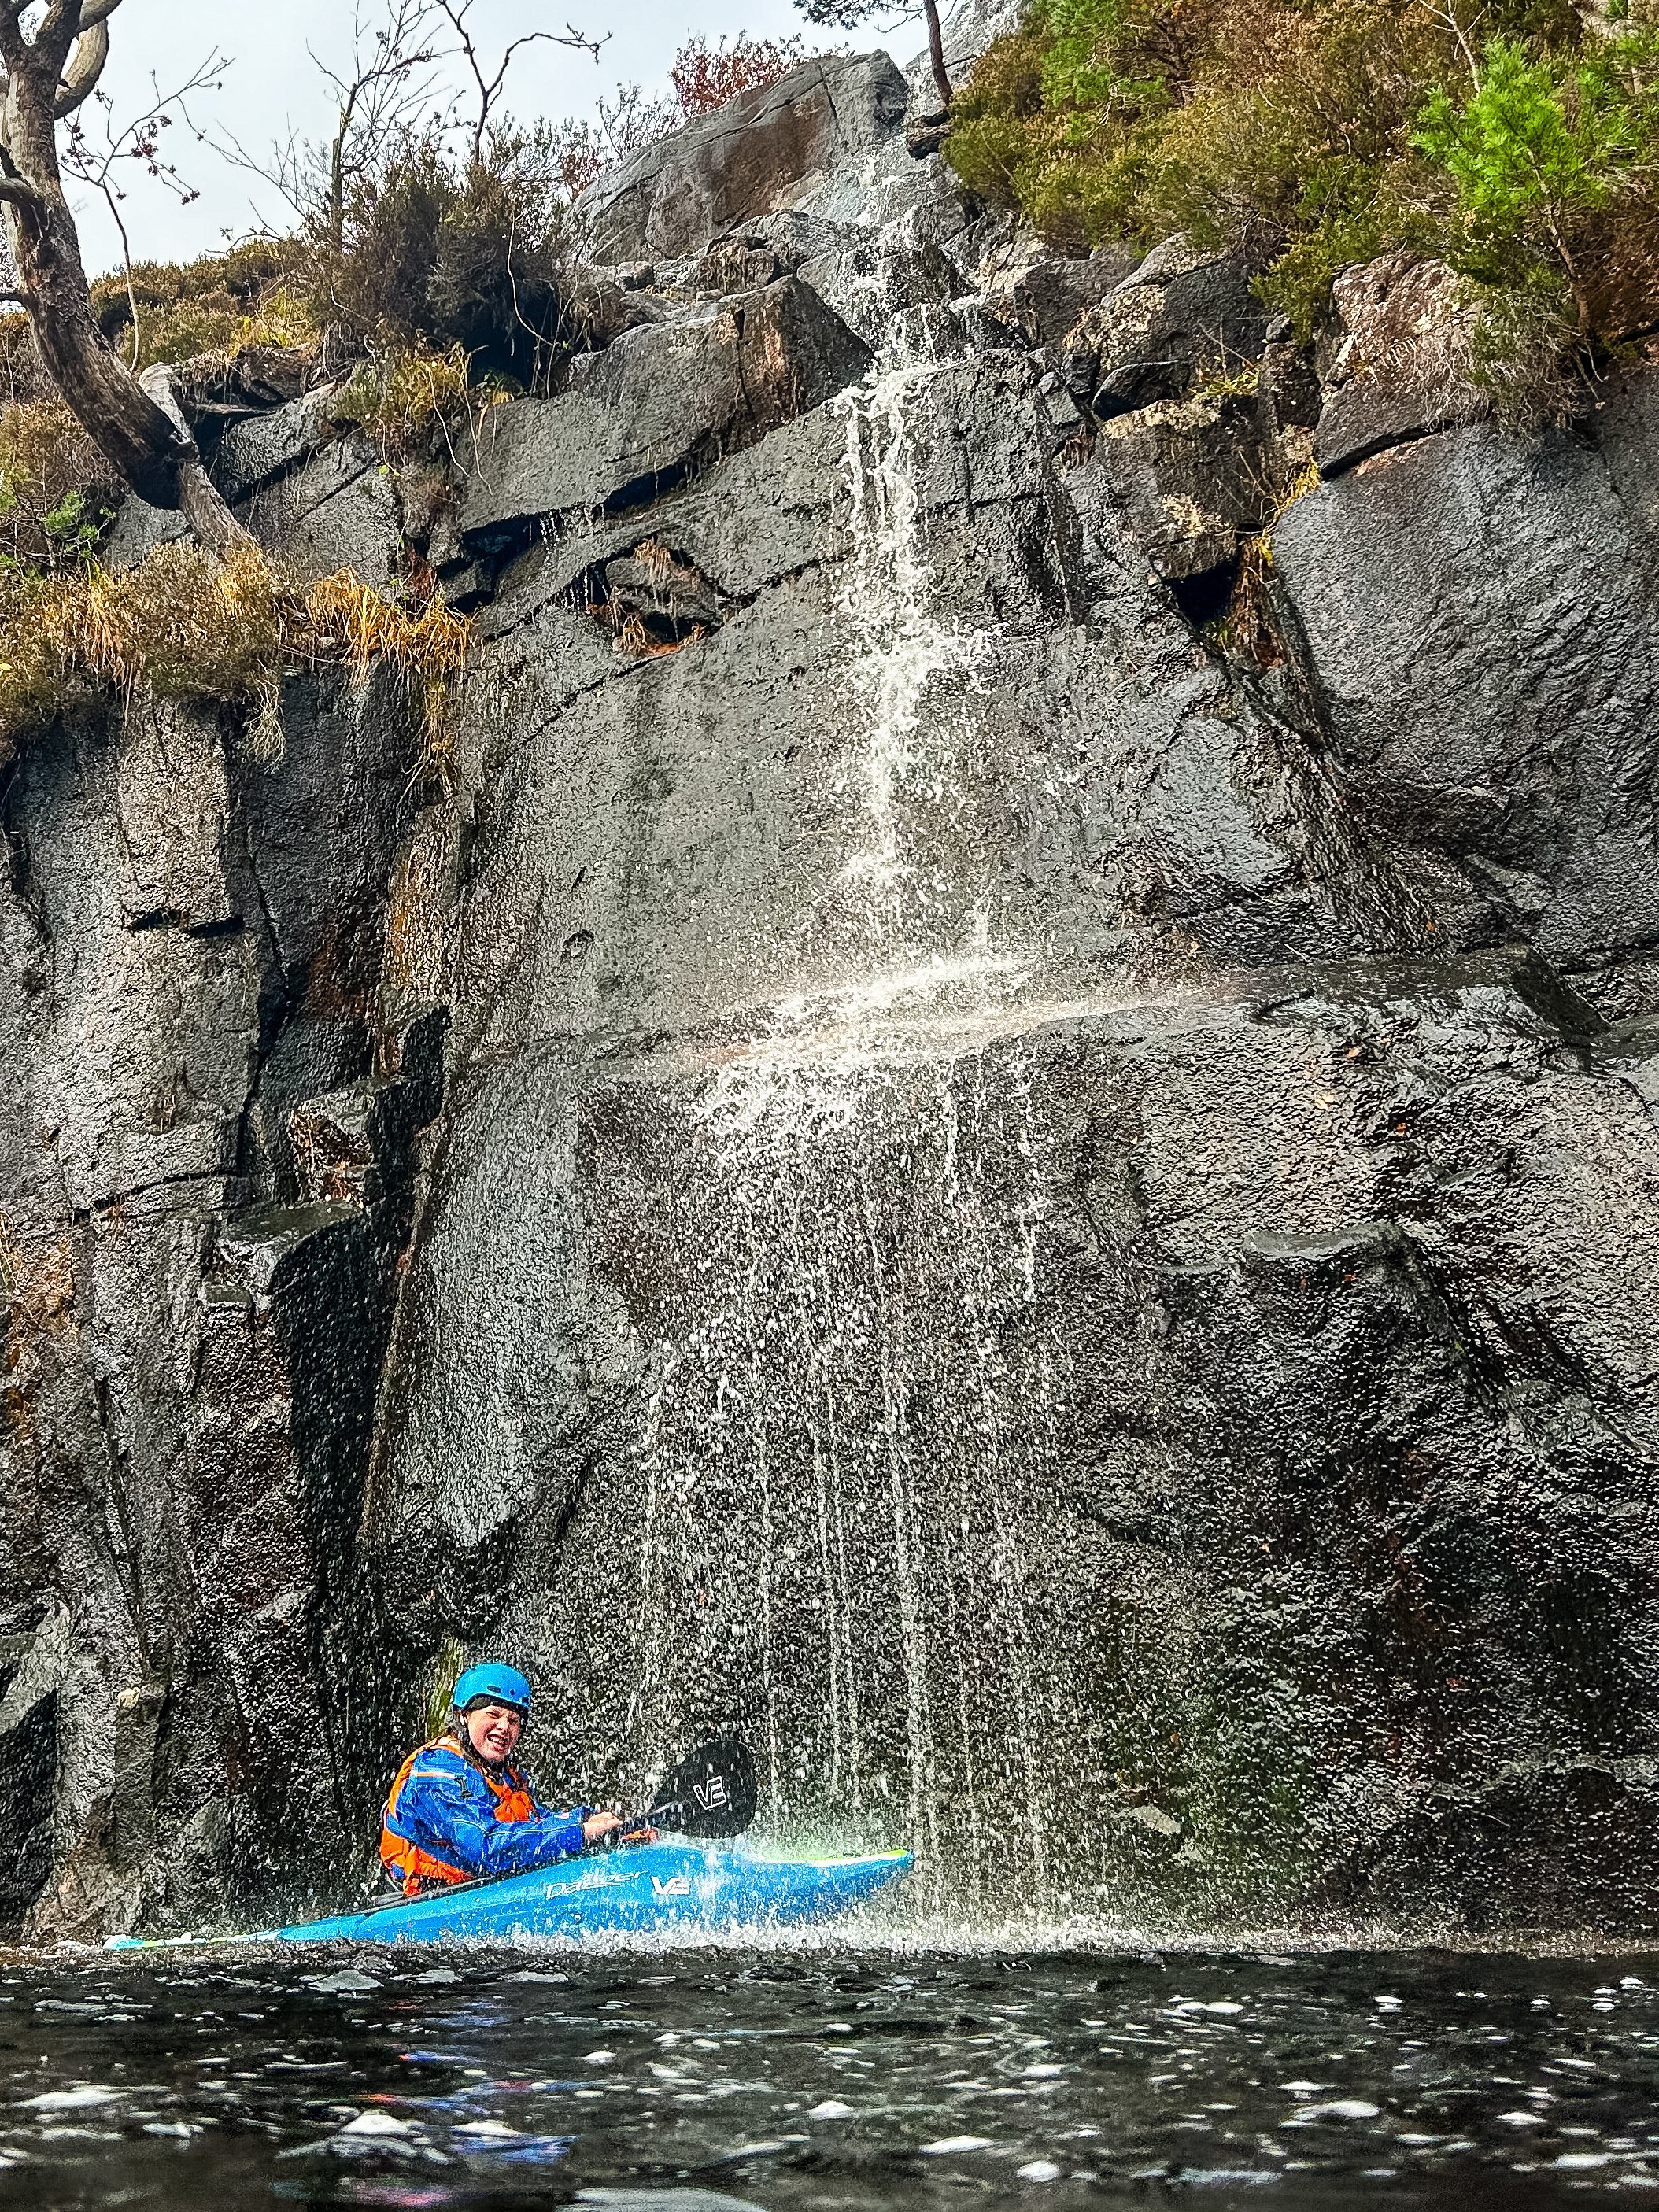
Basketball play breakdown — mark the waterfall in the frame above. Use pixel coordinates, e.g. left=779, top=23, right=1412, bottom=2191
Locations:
left=573, top=342, right=1091, bottom=1921
left=832, top=360, right=988, bottom=941
left=591, top=1030, right=1067, bottom=1918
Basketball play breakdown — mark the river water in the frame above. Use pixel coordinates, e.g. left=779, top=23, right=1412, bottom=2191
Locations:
left=2, top=1937, right=1657, bottom=2208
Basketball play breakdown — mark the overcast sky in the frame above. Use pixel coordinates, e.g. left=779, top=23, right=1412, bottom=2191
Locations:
left=76, top=0, right=869, bottom=275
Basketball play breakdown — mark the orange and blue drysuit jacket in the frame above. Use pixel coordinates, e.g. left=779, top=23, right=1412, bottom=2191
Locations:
left=379, top=1736, right=590, bottom=1894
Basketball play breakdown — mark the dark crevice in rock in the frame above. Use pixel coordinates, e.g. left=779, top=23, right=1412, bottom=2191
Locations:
left=1167, top=556, right=1239, bottom=628
left=125, top=907, right=247, bottom=936
left=569, top=537, right=728, bottom=659
left=233, top=814, right=293, bottom=1195
left=0, top=1692, right=57, bottom=1932
left=81, top=1167, right=238, bottom=1217
left=1315, top=419, right=1445, bottom=479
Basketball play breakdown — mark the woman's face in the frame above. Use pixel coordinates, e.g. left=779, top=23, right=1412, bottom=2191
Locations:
left=464, top=1702, right=524, bottom=1763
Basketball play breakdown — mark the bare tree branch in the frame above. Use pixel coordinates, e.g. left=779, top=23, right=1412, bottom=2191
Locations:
left=63, top=54, right=227, bottom=364
left=432, top=0, right=607, bottom=167
left=205, top=0, right=443, bottom=243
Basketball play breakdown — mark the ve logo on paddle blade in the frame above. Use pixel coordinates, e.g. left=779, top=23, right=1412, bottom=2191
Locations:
left=648, top=1736, right=756, bottom=1838
left=651, top=1875, right=693, bottom=1898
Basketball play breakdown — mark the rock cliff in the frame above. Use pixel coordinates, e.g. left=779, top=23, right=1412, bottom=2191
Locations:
left=3, top=29, right=1659, bottom=1940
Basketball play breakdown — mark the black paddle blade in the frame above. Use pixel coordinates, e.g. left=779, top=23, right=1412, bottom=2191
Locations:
left=646, top=1736, right=757, bottom=1839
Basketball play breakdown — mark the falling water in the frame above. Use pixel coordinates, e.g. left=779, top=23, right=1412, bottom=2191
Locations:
left=579, top=343, right=1086, bottom=1918
left=592, top=1026, right=1068, bottom=1918
left=828, top=357, right=997, bottom=952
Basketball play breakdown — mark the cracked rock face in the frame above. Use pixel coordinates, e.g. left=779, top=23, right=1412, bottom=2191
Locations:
left=578, top=51, right=911, bottom=264
left=456, top=277, right=872, bottom=552
left=1312, top=253, right=1483, bottom=475
left=1272, top=383, right=1659, bottom=968
left=3, top=59, right=1659, bottom=1940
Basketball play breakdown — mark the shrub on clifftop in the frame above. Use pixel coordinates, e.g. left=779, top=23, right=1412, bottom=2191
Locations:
left=948, top=0, right=1659, bottom=360
left=309, top=128, right=581, bottom=388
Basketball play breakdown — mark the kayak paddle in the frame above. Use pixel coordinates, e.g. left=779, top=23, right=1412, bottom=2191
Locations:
left=612, top=1736, right=759, bottom=1845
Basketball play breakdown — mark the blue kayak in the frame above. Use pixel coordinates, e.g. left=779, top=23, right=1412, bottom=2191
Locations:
left=105, top=1840, right=912, bottom=1951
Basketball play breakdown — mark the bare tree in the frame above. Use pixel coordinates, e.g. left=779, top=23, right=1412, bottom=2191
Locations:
left=213, top=0, right=605, bottom=238
left=432, top=0, right=607, bottom=168
left=794, top=0, right=953, bottom=113
left=209, top=1, right=445, bottom=247
left=63, top=54, right=230, bottom=367
left=0, top=0, right=250, bottom=555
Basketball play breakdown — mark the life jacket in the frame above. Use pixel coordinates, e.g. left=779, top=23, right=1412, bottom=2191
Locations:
left=379, top=1735, right=540, bottom=1896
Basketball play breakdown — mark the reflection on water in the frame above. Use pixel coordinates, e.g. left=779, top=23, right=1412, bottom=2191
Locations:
left=2, top=1941, right=1657, bottom=2207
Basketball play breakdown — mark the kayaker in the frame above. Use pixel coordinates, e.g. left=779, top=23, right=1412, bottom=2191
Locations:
left=379, top=1661, right=626, bottom=1894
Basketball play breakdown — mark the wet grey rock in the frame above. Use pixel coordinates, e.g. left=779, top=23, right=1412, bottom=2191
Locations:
left=102, top=492, right=191, bottom=569
left=748, top=209, right=861, bottom=270
left=212, top=386, right=344, bottom=504
left=1259, top=316, right=1321, bottom=434
left=580, top=51, right=911, bottom=264
left=8, top=36, right=1659, bottom=1950
left=475, top=406, right=850, bottom=656
left=1271, top=390, right=1659, bottom=965
left=456, top=278, right=870, bottom=549
left=1313, top=253, right=1482, bottom=476
left=796, top=233, right=966, bottom=349
left=1095, top=389, right=1280, bottom=579
left=289, top=1088, right=378, bottom=1206
left=1315, top=380, right=1458, bottom=477
left=1063, top=238, right=1269, bottom=419
left=242, top=438, right=403, bottom=583
left=982, top=239, right=1141, bottom=349
left=687, top=236, right=788, bottom=294
left=563, top=275, right=665, bottom=354
left=933, top=0, right=1026, bottom=76
left=0, top=661, right=436, bottom=1936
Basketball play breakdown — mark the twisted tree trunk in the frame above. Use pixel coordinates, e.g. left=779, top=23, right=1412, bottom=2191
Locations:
left=922, top=0, right=952, bottom=113
left=0, top=0, right=252, bottom=558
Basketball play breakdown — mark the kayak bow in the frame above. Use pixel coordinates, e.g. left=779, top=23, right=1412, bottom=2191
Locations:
left=105, top=1840, right=912, bottom=1950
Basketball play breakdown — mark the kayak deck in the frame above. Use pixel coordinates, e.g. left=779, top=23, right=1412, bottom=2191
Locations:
left=106, top=1841, right=912, bottom=1951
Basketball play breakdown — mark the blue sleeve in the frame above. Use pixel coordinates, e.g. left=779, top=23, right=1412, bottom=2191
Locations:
left=397, top=1756, right=589, bottom=1875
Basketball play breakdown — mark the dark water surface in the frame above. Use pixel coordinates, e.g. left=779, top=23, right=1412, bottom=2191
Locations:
left=0, top=1940, right=1655, bottom=2209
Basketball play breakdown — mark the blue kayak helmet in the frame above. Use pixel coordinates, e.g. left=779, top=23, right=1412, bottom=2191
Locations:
left=452, top=1661, right=532, bottom=1717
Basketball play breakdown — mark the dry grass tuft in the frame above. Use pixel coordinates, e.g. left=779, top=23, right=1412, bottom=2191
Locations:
left=634, top=539, right=680, bottom=591
left=0, top=543, right=471, bottom=781
left=1273, top=457, right=1321, bottom=516
left=304, top=567, right=471, bottom=776
left=0, top=398, right=122, bottom=568
left=87, top=239, right=312, bottom=374
left=604, top=596, right=707, bottom=659
left=334, top=342, right=485, bottom=462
